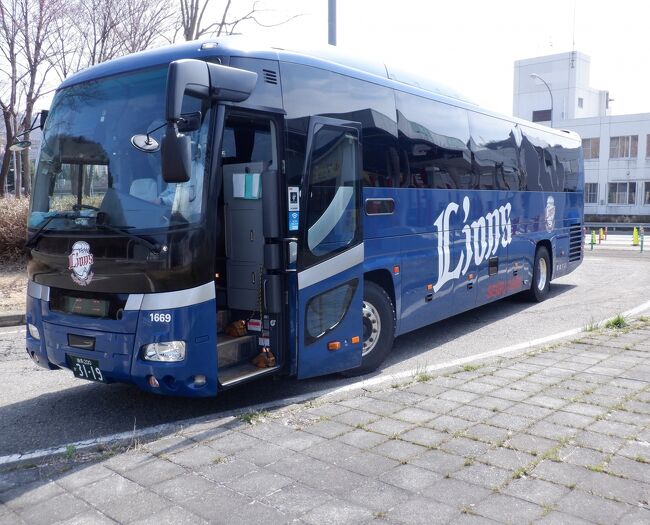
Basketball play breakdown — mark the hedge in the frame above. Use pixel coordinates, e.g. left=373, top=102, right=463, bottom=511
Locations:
left=0, top=197, right=29, bottom=261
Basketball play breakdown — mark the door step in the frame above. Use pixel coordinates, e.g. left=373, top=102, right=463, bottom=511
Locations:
left=217, top=335, right=257, bottom=368
left=219, top=362, right=280, bottom=388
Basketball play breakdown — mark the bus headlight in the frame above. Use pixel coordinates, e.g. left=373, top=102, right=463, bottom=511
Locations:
left=28, top=323, right=40, bottom=341
left=142, top=341, right=186, bottom=362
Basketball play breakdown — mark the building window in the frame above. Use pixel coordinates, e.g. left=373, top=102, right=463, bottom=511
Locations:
left=645, top=182, right=650, bottom=205
left=582, top=138, right=600, bottom=160
left=585, top=183, right=598, bottom=204
left=608, top=182, right=636, bottom=205
left=532, top=109, right=552, bottom=122
left=609, top=135, right=638, bottom=159
left=578, top=97, right=584, bottom=109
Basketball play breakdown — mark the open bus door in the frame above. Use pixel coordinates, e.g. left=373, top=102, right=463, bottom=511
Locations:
left=296, top=117, right=364, bottom=379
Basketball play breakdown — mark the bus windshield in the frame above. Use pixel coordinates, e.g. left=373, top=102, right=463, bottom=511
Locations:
left=29, top=67, right=211, bottom=231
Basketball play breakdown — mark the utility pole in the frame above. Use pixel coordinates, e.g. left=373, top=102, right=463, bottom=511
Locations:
left=328, top=0, right=336, bottom=45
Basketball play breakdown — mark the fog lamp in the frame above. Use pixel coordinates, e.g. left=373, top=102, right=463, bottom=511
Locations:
left=142, top=341, right=186, bottom=362
left=28, top=323, right=40, bottom=341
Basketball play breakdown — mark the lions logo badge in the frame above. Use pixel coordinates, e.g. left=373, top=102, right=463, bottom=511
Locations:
left=545, top=196, right=556, bottom=233
left=68, top=241, right=94, bottom=286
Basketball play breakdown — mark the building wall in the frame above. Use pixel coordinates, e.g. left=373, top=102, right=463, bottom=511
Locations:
left=513, top=51, right=609, bottom=123
left=514, top=52, right=650, bottom=222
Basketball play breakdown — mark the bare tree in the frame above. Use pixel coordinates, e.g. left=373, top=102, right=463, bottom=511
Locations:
left=179, top=0, right=301, bottom=41
left=17, top=0, right=65, bottom=194
left=0, top=0, right=22, bottom=196
left=119, top=0, right=176, bottom=54
left=51, top=0, right=175, bottom=81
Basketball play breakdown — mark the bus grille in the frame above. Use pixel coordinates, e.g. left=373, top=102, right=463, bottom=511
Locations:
left=569, top=224, right=582, bottom=262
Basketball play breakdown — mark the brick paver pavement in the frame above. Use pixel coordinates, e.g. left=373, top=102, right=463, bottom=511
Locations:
left=1, top=320, right=650, bottom=524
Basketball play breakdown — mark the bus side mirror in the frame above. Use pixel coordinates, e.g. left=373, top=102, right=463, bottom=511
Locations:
left=39, top=110, right=49, bottom=130
left=161, top=123, right=191, bottom=183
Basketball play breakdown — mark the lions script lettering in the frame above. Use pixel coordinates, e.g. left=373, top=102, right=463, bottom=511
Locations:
left=433, top=196, right=512, bottom=293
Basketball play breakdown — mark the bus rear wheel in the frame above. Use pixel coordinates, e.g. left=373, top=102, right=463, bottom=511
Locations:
left=527, top=246, right=551, bottom=302
left=342, top=281, right=395, bottom=377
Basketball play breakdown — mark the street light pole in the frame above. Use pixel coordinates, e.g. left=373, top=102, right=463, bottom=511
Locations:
left=530, top=73, right=554, bottom=128
left=328, top=0, right=336, bottom=45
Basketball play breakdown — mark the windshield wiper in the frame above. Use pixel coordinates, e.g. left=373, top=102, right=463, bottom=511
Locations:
left=25, top=212, right=78, bottom=250
left=94, top=214, right=164, bottom=254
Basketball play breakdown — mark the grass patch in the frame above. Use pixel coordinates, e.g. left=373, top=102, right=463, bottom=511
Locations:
left=65, top=445, right=76, bottom=460
left=634, top=455, right=649, bottom=464
left=463, top=458, right=474, bottom=467
left=461, top=364, right=481, bottom=373
left=605, top=314, right=627, bottom=330
left=212, top=456, right=225, bottom=464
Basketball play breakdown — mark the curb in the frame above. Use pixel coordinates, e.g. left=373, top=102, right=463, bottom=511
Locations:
left=0, top=312, right=24, bottom=328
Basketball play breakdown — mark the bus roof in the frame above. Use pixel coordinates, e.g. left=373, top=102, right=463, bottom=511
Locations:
left=59, top=36, right=471, bottom=104
left=58, top=36, right=580, bottom=144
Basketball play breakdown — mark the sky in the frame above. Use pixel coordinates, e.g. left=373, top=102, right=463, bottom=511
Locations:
left=243, top=0, right=650, bottom=117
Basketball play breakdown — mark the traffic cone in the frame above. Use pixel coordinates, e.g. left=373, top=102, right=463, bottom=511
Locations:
left=633, top=227, right=639, bottom=246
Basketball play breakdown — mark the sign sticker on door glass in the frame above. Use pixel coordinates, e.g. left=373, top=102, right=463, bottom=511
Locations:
left=288, top=211, right=299, bottom=231
left=288, top=187, right=300, bottom=211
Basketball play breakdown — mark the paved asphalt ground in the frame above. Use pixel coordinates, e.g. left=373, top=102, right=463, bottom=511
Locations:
left=0, top=247, right=649, bottom=458
left=1, top=317, right=649, bottom=524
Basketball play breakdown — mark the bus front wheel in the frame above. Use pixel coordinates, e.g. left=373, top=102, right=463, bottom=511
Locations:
left=527, top=246, right=551, bottom=302
left=342, top=281, right=395, bottom=377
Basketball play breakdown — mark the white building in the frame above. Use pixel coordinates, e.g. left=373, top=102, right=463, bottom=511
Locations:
left=513, top=51, right=650, bottom=223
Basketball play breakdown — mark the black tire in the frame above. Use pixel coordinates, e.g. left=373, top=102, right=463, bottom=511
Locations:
left=527, top=246, right=551, bottom=302
left=342, top=281, right=395, bottom=377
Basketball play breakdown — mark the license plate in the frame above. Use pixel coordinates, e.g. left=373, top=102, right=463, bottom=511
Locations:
left=66, top=354, right=105, bottom=383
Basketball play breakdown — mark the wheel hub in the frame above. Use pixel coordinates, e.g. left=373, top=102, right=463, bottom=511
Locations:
left=362, top=300, right=381, bottom=357
left=537, top=257, right=547, bottom=290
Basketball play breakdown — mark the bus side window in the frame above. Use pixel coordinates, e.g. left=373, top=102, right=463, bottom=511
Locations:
left=468, top=112, right=521, bottom=191
left=394, top=91, right=472, bottom=190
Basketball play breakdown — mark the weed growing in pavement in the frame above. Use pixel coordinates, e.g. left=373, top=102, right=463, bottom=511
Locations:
left=583, top=318, right=599, bottom=332
left=512, top=466, right=529, bottom=479
left=586, top=463, right=606, bottom=473
left=238, top=410, right=268, bottom=425
left=541, top=504, right=555, bottom=517
left=411, top=363, right=432, bottom=383
left=605, top=314, right=627, bottom=330
left=212, top=456, right=225, bottom=464
left=634, top=455, right=649, bottom=464
left=65, top=445, right=76, bottom=460
left=463, top=458, right=474, bottom=467
left=461, top=364, right=481, bottom=373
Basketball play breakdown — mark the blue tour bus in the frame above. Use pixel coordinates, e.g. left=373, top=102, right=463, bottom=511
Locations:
left=24, top=38, right=583, bottom=397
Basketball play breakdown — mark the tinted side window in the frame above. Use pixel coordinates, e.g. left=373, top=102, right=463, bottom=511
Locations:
left=221, top=116, right=273, bottom=167
left=469, top=112, right=523, bottom=191
left=362, top=132, right=401, bottom=188
left=395, top=91, right=473, bottom=189
left=554, top=145, right=581, bottom=192
left=520, top=126, right=560, bottom=192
